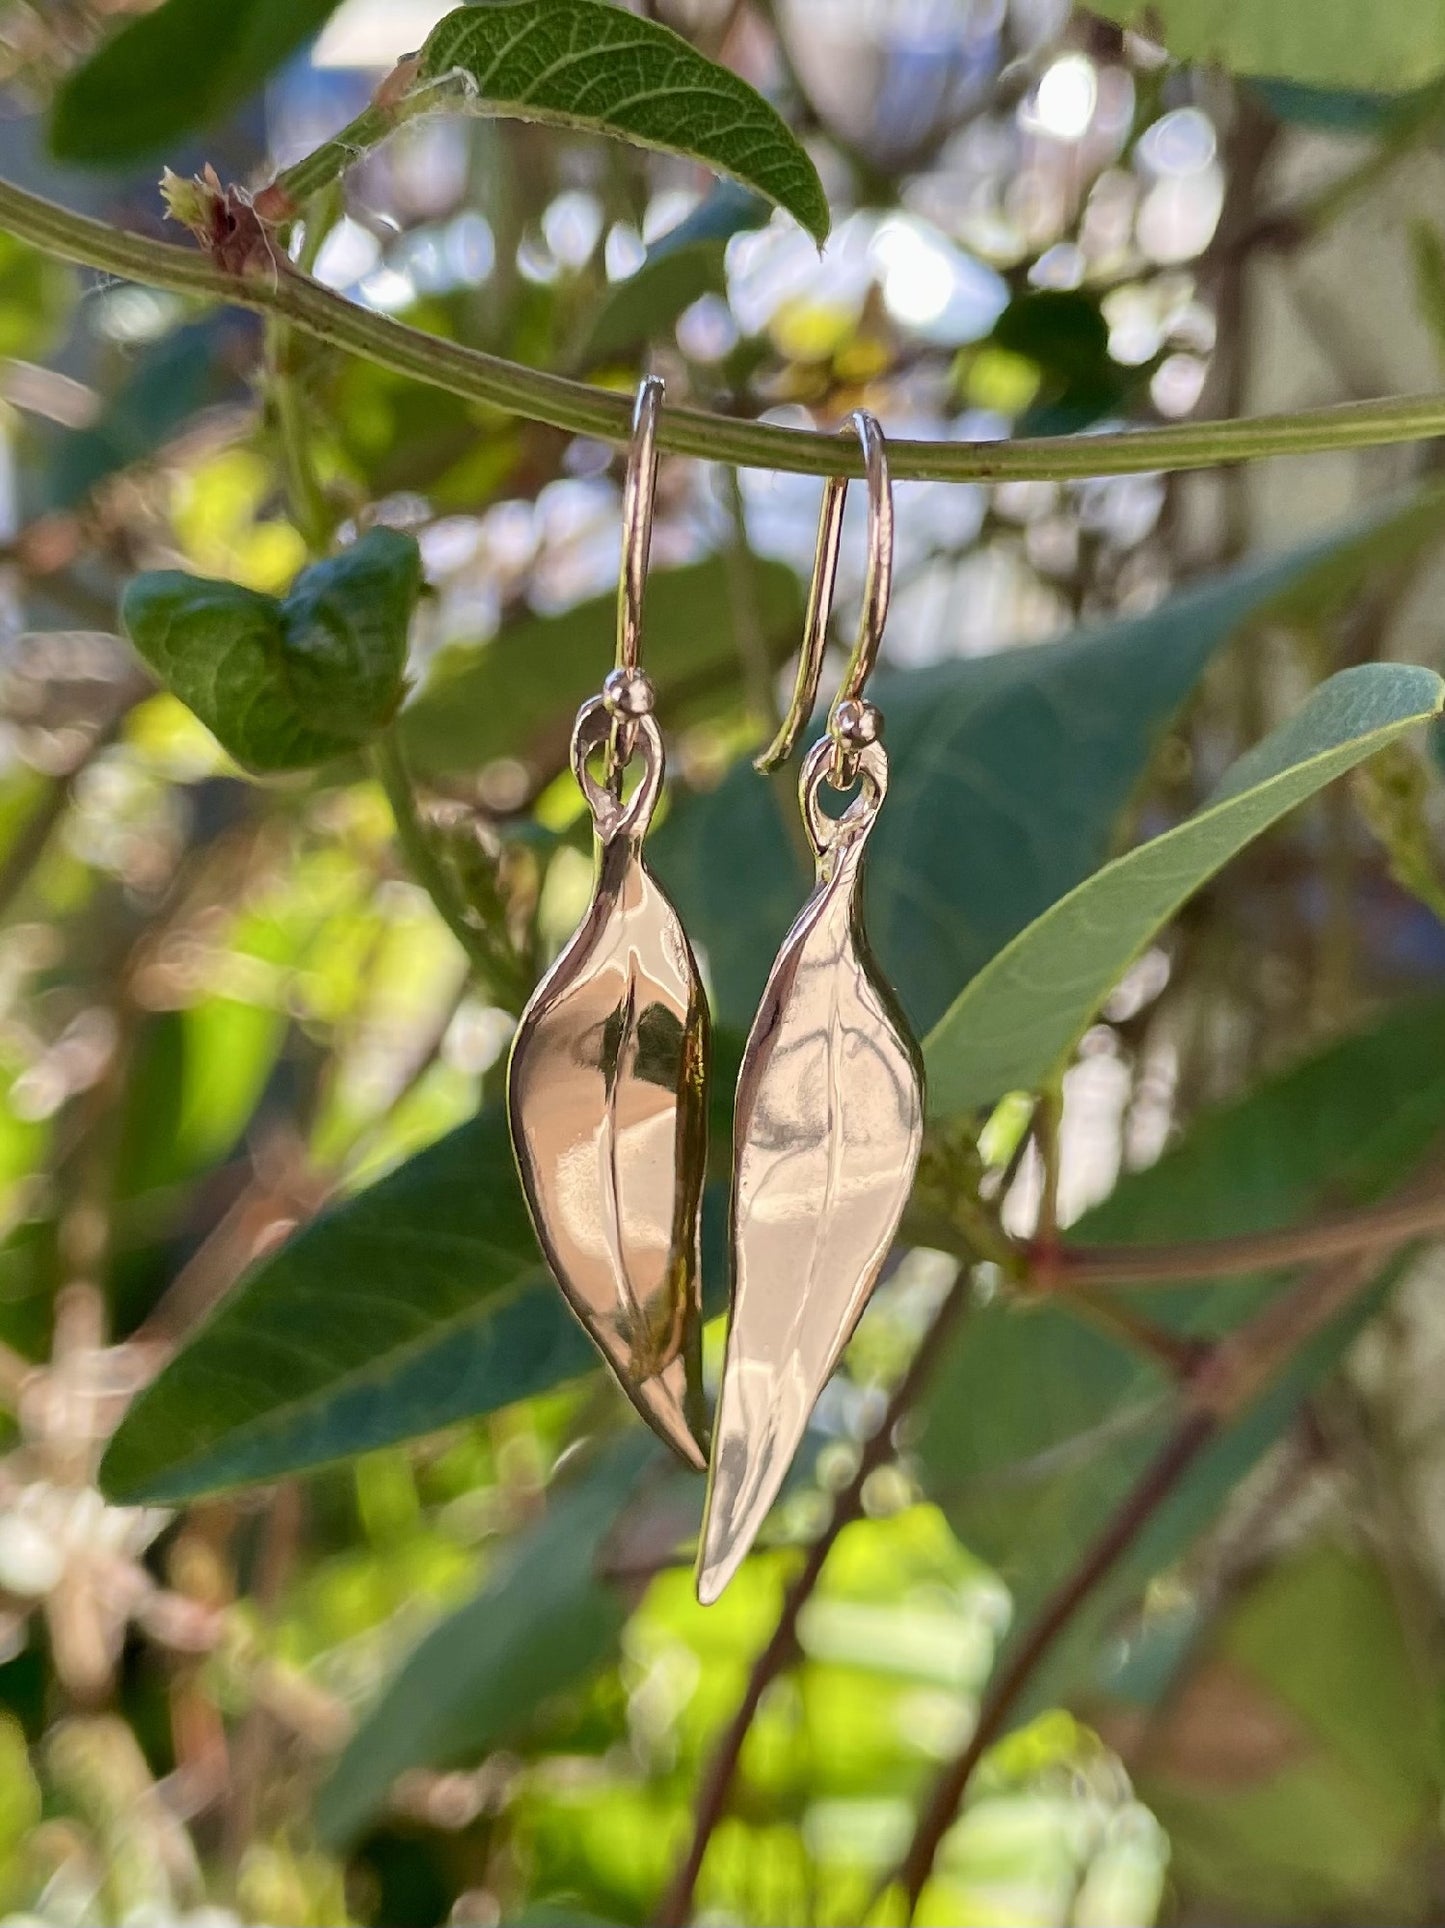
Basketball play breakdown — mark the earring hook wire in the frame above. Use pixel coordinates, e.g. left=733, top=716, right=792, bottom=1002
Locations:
left=604, top=373, right=664, bottom=784
left=617, top=373, right=663, bottom=676
left=755, top=409, right=893, bottom=775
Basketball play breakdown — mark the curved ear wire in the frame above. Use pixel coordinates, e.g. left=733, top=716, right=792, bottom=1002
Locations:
left=754, top=409, right=894, bottom=773
left=616, top=373, right=663, bottom=677
left=603, top=373, right=664, bottom=783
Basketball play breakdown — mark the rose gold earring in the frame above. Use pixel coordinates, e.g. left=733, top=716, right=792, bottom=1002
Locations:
left=699, top=411, right=924, bottom=1601
left=508, top=376, right=709, bottom=1469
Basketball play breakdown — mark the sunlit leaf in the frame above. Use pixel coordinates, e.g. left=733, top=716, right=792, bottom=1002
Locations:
left=404, top=2, right=829, bottom=243
left=1086, top=0, right=1445, bottom=89
left=659, top=497, right=1445, bottom=1037
left=49, top=0, right=346, bottom=164
left=122, top=527, right=420, bottom=773
left=924, top=663, right=1445, bottom=1117
left=102, top=1106, right=556, bottom=1503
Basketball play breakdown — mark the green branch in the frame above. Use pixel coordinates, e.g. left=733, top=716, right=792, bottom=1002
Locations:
left=370, top=729, right=496, bottom=982
left=6, top=175, right=1445, bottom=480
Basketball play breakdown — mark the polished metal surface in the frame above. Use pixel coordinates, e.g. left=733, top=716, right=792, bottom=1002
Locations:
left=698, top=736, right=924, bottom=1601
left=509, top=700, right=709, bottom=1468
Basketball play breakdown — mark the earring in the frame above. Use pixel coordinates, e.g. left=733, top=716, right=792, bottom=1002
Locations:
left=698, top=412, right=924, bottom=1601
left=508, top=376, right=709, bottom=1470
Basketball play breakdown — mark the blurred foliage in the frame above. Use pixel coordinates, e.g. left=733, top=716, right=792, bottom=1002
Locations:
left=0, top=3, right=1439, bottom=1927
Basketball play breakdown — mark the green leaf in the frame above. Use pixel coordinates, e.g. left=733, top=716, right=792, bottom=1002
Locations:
left=103, top=1105, right=558, bottom=1503
left=102, top=1096, right=728, bottom=1502
left=1085, top=0, right=1445, bottom=89
left=1138, top=1546, right=1439, bottom=1921
left=317, top=1435, right=651, bottom=1846
left=917, top=994, right=1445, bottom=1704
left=401, top=553, right=802, bottom=778
left=657, top=502, right=1443, bottom=1038
left=582, top=182, right=768, bottom=363
left=924, top=663, right=1445, bottom=1118
left=49, top=0, right=345, bottom=165
left=122, top=527, right=420, bottom=774
left=409, top=1, right=828, bottom=243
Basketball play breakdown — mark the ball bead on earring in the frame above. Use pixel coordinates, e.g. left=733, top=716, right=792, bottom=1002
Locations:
left=832, top=696, right=881, bottom=750
left=603, top=666, right=656, bottom=718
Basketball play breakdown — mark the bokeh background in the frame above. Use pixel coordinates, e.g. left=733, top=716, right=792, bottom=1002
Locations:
left=0, top=2, right=1444, bottom=1924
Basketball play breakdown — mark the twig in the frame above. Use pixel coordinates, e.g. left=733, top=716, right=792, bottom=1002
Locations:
left=1036, top=1185, right=1445, bottom=1289
left=370, top=728, right=496, bottom=980
left=651, top=1272, right=971, bottom=1928
left=885, top=1245, right=1388, bottom=1916
left=6, top=178, right=1445, bottom=482
left=890, top=1411, right=1215, bottom=1915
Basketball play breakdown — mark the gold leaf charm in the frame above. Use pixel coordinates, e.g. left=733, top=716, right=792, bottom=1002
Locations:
left=509, top=699, right=709, bottom=1468
left=699, top=738, right=923, bottom=1600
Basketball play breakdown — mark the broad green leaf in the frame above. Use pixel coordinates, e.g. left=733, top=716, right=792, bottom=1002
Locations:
left=317, top=1435, right=652, bottom=1846
left=398, top=1, right=827, bottom=242
left=122, top=527, right=420, bottom=774
left=1086, top=0, right=1445, bottom=89
left=402, top=553, right=802, bottom=777
left=582, top=182, right=768, bottom=363
left=102, top=1105, right=557, bottom=1504
left=1138, top=1546, right=1439, bottom=1921
left=657, top=501, right=1445, bottom=1037
left=102, top=1093, right=728, bottom=1502
left=49, top=0, right=345, bottom=165
left=917, top=995, right=1445, bottom=1705
left=924, top=663, right=1445, bottom=1118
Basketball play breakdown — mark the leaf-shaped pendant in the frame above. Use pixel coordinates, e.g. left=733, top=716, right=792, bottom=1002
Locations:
left=699, top=738, right=923, bottom=1599
left=509, top=699, right=709, bottom=1468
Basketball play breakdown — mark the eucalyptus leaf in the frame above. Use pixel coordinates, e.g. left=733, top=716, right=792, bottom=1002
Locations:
left=49, top=0, right=345, bottom=165
left=657, top=497, right=1445, bottom=1038
left=924, top=663, right=1445, bottom=1118
left=122, top=528, right=420, bottom=774
left=101, top=1088, right=729, bottom=1503
left=408, top=0, right=828, bottom=242
left=1086, top=0, right=1445, bottom=89
left=316, top=1435, right=653, bottom=1847
left=102, top=1106, right=556, bottom=1504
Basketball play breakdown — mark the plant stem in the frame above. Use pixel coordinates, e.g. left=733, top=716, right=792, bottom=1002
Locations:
left=889, top=1411, right=1216, bottom=1917
left=1037, top=1182, right=1445, bottom=1288
left=269, top=74, right=472, bottom=212
left=885, top=1243, right=1389, bottom=1917
left=651, top=1271, right=971, bottom=1928
left=265, top=314, right=331, bottom=555
left=8, top=177, right=1445, bottom=482
left=370, top=728, right=494, bottom=979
